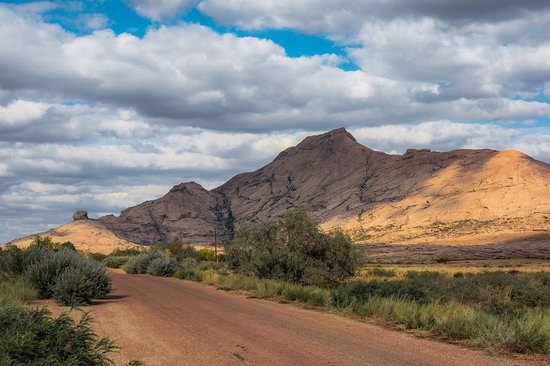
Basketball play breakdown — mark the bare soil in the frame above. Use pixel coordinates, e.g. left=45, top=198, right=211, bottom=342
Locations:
left=47, top=271, right=537, bottom=366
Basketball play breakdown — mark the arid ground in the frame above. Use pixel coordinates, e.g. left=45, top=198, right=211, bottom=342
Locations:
left=45, top=270, right=536, bottom=366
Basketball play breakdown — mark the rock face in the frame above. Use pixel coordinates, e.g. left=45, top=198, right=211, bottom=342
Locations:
left=99, top=182, right=233, bottom=244
left=72, top=210, right=89, bottom=221
left=97, top=128, right=550, bottom=245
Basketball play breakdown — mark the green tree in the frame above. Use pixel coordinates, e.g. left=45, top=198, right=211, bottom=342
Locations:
left=226, top=209, right=354, bottom=285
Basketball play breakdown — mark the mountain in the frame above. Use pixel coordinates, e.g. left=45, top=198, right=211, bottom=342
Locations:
left=7, top=128, right=550, bottom=256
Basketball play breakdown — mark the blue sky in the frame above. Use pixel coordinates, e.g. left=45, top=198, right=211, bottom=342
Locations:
left=0, top=0, right=550, bottom=242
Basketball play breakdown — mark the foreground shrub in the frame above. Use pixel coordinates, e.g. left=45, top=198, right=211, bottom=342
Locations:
left=147, top=257, right=179, bottom=277
left=27, top=251, right=111, bottom=305
left=53, top=266, right=110, bottom=307
left=0, top=305, right=116, bottom=365
left=226, top=208, right=354, bottom=285
left=103, top=255, right=131, bottom=269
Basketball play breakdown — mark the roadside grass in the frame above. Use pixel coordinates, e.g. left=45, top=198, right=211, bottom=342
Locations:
left=167, top=265, right=550, bottom=355
left=0, top=275, right=37, bottom=305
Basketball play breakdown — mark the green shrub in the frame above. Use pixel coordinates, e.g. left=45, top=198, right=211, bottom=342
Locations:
left=108, top=247, right=144, bottom=257
left=196, top=261, right=226, bottom=271
left=196, top=248, right=218, bottom=262
left=59, top=241, right=76, bottom=251
left=181, top=257, right=199, bottom=269
left=366, top=267, right=397, bottom=277
left=0, top=305, right=116, bottom=365
left=122, top=252, right=164, bottom=274
left=27, top=251, right=111, bottom=305
left=52, top=266, right=110, bottom=307
left=147, top=257, right=179, bottom=277
left=88, top=252, right=108, bottom=262
left=226, top=208, right=354, bottom=285
left=174, top=268, right=204, bottom=282
left=104, top=255, right=131, bottom=269
left=0, top=246, right=25, bottom=275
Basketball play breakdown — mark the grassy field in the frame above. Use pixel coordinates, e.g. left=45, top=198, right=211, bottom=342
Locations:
left=357, top=259, right=550, bottom=279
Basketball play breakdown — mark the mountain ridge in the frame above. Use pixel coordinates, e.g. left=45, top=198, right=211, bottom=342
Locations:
left=6, top=128, right=550, bottom=255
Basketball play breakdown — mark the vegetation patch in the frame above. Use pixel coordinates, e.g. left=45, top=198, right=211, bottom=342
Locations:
left=0, top=306, right=116, bottom=365
left=0, top=237, right=121, bottom=364
left=226, top=209, right=354, bottom=285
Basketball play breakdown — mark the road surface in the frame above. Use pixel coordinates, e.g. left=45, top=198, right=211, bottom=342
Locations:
left=80, top=271, right=529, bottom=366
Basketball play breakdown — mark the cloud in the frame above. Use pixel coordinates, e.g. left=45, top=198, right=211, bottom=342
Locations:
left=1, top=6, right=549, bottom=135
left=198, top=0, right=550, bottom=36
left=128, top=0, right=198, bottom=20
left=0, top=100, right=49, bottom=129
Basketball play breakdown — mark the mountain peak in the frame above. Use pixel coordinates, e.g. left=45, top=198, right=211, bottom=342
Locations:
left=299, top=127, right=357, bottom=146
left=168, top=181, right=206, bottom=193
left=292, top=127, right=363, bottom=154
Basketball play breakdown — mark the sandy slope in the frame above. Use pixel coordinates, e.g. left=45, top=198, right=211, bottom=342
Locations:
left=5, top=219, right=142, bottom=254
left=49, top=271, right=534, bottom=366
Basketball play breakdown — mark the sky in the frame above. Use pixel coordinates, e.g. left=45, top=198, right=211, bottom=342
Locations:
left=1, top=0, right=550, bottom=243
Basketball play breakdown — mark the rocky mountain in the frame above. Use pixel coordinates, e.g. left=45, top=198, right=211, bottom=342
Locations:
left=8, top=128, right=550, bottom=253
left=96, top=127, right=550, bottom=246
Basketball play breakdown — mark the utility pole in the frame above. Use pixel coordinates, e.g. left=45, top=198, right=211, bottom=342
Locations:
left=214, top=226, right=218, bottom=263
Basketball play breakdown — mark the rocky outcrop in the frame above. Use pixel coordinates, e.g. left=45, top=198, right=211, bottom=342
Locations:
left=72, top=210, right=89, bottom=221
left=99, top=182, right=233, bottom=245
left=91, top=128, right=550, bottom=245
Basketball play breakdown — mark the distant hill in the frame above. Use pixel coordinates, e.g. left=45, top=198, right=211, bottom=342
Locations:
left=7, top=219, right=140, bottom=254
left=7, top=128, right=550, bottom=256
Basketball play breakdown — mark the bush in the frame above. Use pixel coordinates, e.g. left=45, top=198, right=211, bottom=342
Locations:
left=109, top=247, right=145, bottom=257
left=88, top=252, right=108, bottom=262
left=196, top=248, right=218, bottom=262
left=174, top=268, right=205, bottom=282
left=122, top=252, right=164, bottom=274
left=147, top=257, right=179, bottom=277
left=104, top=255, right=131, bottom=269
left=196, top=261, right=226, bottom=271
left=0, top=305, right=116, bottom=365
left=53, top=266, right=110, bottom=307
left=0, top=246, right=25, bottom=275
left=226, top=208, right=354, bottom=285
left=59, top=241, right=76, bottom=251
left=27, top=251, right=111, bottom=305
left=366, top=267, right=396, bottom=277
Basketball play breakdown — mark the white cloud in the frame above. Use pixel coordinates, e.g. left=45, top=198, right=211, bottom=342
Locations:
left=129, top=0, right=198, bottom=20
left=0, top=100, right=49, bottom=128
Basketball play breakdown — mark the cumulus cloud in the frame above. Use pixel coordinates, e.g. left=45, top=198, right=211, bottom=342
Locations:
left=1, top=6, right=548, bottom=133
left=0, top=100, right=49, bottom=129
left=128, top=0, right=198, bottom=20
left=198, top=0, right=550, bottom=36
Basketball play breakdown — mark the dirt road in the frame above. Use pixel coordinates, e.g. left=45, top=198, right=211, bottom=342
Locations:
left=82, top=271, right=529, bottom=366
